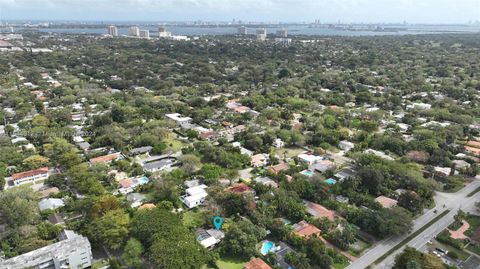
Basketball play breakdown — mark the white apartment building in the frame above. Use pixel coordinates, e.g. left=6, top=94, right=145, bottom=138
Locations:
left=108, top=25, right=118, bottom=37
left=128, top=26, right=140, bottom=37
left=0, top=230, right=92, bottom=269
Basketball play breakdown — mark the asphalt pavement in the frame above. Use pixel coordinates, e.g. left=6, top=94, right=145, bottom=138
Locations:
left=346, top=179, right=480, bottom=269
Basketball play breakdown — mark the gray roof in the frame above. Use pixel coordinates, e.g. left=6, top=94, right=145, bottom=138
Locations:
left=143, top=158, right=176, bottom=171
left=39, top=198, right=65, bottom=211
left=77, top=141, right=91, bottom=150
left=0, top=230, right=91, bottom=269
left=129, top=146, right=153, bottom=155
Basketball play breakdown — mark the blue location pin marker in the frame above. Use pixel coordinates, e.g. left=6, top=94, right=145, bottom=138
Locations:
left=213, top=216, right=223, bottom=230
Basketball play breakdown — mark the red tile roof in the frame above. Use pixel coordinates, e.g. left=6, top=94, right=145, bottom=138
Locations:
left=89, top=153, right=120, bottom=165
left=244, top=258, right=272, bottom=269
left=12, top=167, right=49, bottom=181
left=306, top=202, right=337, bottom=221
left=375, top=196, right=398, bottom=208
left=119, top=179, right=133, bottom=188
left=226, top=183, right=254, bottom=194
left=465, top=146, right=480, bottom=156
left=466, top=140, right=480, bottom=149
left=268, top=162, right=289, bottom=174
left=293, top=220, right=321, bottom=238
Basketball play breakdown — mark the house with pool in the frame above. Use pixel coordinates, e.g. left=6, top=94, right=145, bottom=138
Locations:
left=259, top=241, right=295, bottom=269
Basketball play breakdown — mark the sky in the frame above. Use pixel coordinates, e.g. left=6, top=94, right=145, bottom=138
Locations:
left=0, top=0, right=479, bottom=24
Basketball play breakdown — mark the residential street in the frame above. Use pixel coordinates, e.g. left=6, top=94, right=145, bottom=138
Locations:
left=346, top=179, right=480, bottom=269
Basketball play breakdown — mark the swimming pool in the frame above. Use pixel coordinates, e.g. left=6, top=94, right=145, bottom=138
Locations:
left=260, top=241, right=275, bottom=255
left=300, top=170, right=314, bottom=177
left=138, top=176, right=149, bottom=184
left=325, top=178, right=337, bottom=185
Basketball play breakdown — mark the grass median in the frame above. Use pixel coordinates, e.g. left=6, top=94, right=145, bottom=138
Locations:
left=369, top=209, right=450, bottom=267
left=467, top=186, right=480, bottom=197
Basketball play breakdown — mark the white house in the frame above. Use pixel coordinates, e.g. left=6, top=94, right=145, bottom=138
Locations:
left=10, top=167, right=49, bottom=187
left=339, top=141, right=355, bottom=152
left=1, top=230, right=92, bottom=269
left=181, top=185, right=208, bottom=209
left=297, top=153, right=323, bottom=165
left=39, top=198, right=65, bottom=211
left=196, top=228, right=225, bottom=249
left=273, top=138, right=285, bottom=148
left=166, top=113, right=193, bottom=128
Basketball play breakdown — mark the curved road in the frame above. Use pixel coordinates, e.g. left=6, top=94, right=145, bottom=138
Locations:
left=346, top=178, right=480, bottom=269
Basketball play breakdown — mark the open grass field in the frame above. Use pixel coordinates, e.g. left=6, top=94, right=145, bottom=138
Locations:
left=274, top=146, right=307, bottom=159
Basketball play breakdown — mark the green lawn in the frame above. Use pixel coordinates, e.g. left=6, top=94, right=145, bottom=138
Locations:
left=91, top=259, right=108, bottom=269
left=164, top=137, right=184, bottom=153
left=441, top=244, right=470, bottom=261
left=274, top=146, right=307, bottom=159
left=333, top=260, right=350, bottom=269
left=216, top=257, right=247, bottom=269
left=182, top=210, right=205, bottom=229
left=349, top=237, right=372, bottom=257
left=465, top=215, right=480, bottom=237
left=466, top=244, right=480, bottom=256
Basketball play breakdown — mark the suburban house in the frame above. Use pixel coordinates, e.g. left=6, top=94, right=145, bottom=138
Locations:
left=39, top=198, right=65, bottom=211
left=233, top=142, right=254, bottom=157
left=226, top=183, right=255, bottom=196
left=273, top=138, right=285, bottom=148
left=339, top=140, right=355, bottom=152
left=244, top=257, right=272, bottom=269
left=309, top=159, right=335, bottom=174
left=126, top=193, right=147, bottom=208
left=128, top=146, right=153, bottom=156
left=254, top=177, right=279, bottom=188
left=297, top=153, right=323, bottom=165
left=195, top=228, right=225, bottom=249
left=117, top=175, right=149, bottom=194
left=0, top=230, right=92, bottom=269
left=251, top=153, right=269, bottom=167
left=268, top=162, right=289, bottom=174
left=89, top=152, right=122, bottom=165
left=433, top=166, right=458, bottom=178
left=305, top=201, right=337, bottom=221
left=143, top=157, right=177, bottom=173
left=364, top=149, right=394, bottom=161
left=165, top=113, right=193, bottom=128
left=334, top=167, right=356, bottom=181
left=292, top=220, right=321, bottom=238
left=375, top=195, right=398, bottom=208
left=181, top=184, right=208, bottom=209
left=10, top=167, right=49, bottom=187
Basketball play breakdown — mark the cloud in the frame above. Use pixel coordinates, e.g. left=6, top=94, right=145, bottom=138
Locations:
left=0, top=0, right=478, bottom=22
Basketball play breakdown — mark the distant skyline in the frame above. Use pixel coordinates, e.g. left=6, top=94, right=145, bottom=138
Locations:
left=0, top=0, right=479, bottom=24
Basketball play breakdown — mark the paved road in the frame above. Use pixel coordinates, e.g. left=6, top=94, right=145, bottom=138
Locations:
left=346, top=179, right=480, bottom=269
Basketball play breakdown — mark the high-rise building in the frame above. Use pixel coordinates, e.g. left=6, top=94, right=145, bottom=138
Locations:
left=256, top=28, right=267, bottom=41
left=276, top=29, right=288, bottom=38
left=128, top=26, right=140, bottom=37
left=139, top=29, right=150, bottom=39
left=158, top=26, right=172, bottom=38
left=237, top=26, right=247, bottom=35
left=107, top=25, right=118, bottom=37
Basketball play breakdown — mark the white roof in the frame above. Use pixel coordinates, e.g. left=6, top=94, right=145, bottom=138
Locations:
left=199, top=236, right=218, bottom=248
left=166, top=113, right=192, bottom=122
left=39, top=198, right=65, bottom=211
left=186, top=185, right=208, bottom=196
left=298, top=153, right=323, bottom=163
left=184, top=192, right=208, bottom=203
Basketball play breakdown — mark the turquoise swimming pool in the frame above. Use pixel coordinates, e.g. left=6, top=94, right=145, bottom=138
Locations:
left=260, top=241, right=275, bottom=255
left=325, top=178, right=337, bottom=185
left=300, top=170, right=314, bottom=177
